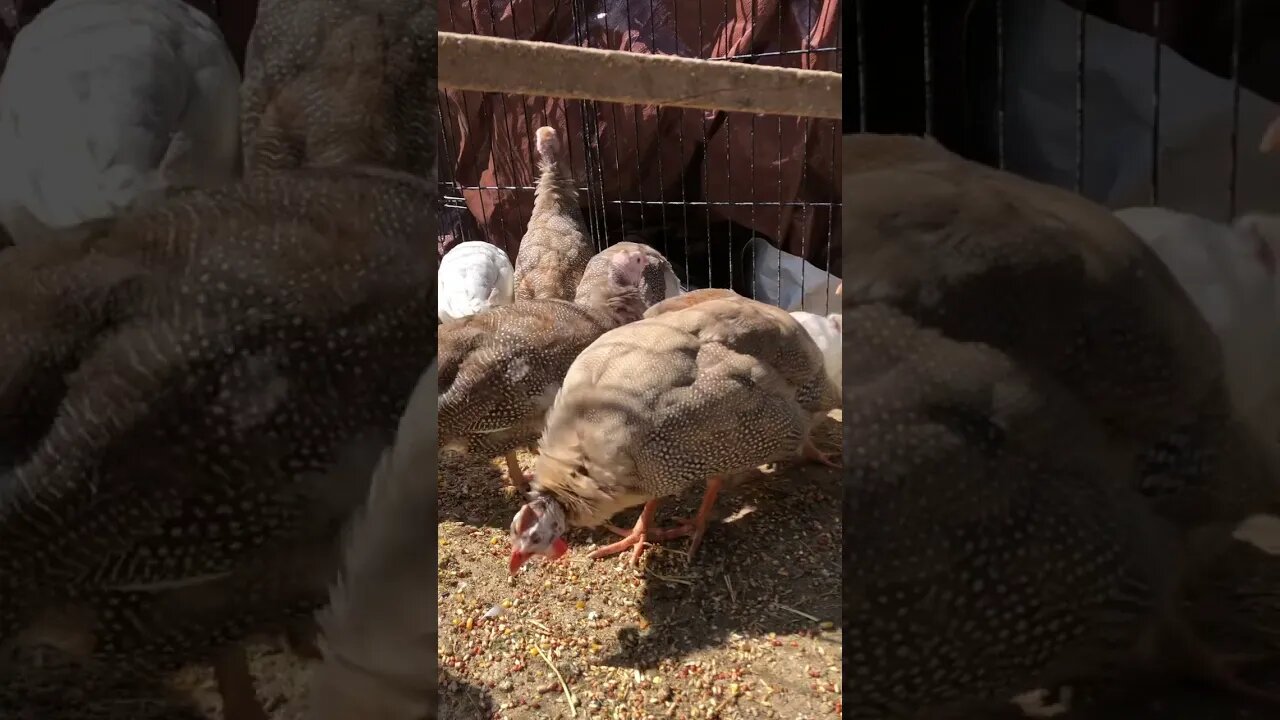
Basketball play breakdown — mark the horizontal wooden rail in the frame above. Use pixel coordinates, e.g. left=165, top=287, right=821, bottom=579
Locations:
left=438, top=31, right=842, bottom=120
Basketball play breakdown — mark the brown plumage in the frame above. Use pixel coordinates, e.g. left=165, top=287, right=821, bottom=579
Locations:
left=844, top=302, right=1219, bottom=718
left=511, top=126, right=593, bottom=301
left=306, top=360, right=437, bottom=720
left=575, top=240, right=681, bottom=308
left=642, top=287, right=738, bottom=318
left=843, top=134, right=1280, bottom=715
left=843, top=133, right=1278, bottom=545
left=439, top=248, right=649, bottom=489
left=508, top=294, right=836, bottom=571
left=239, top=0, right=436, bottom=178
left=0, top=166, right=435, bottom=716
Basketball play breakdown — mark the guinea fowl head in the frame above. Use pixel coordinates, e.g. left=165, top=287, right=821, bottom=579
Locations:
left=508, top=492, right=569, bottom=575
left=535, top=126, right=564, bottom=169
left=577, top=249, right=649, bottom=324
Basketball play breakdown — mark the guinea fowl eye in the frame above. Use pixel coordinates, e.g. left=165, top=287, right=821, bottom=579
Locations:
left=574, top=464, right=588, bottom=476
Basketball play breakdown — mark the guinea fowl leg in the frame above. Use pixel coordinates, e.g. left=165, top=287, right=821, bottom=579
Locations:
left=504, top=451, right=532, bottom=489
left=801, top=437, right=841, bottom=468
left=592, top=500, right=667, bottom=564
left=684, top=476, right=724, bottom=561
left=213, top=645, right=269, bottom=720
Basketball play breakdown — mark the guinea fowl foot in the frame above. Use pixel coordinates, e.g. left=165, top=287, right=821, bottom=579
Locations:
left=590, top=500, right=684, bottom=564
left=213, top=645, right=269, bottom=720
left=800, top=438, right=841, bottom=468
left=504, top=451, right=533, bottom=490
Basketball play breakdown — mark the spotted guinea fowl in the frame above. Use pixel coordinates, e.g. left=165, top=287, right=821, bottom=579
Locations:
left=239, top=0, right=436, bottom=178
left=511, top=126, right=594, bottom=301
left=574, top=240, right=681, bottom=308
left=509, top=293, right=837, bottom=572
left=438, top=240, right=515, bottom=323
left=439, top=247, right=650, bottom=490
left=844, top=301, right=1280, bottom=718
left=0, top=0, right=241, bottom=245
left=305, top=359, right=437, bottom=720
left=0, top=2, right=438, bottom=718
left=843, top=133, right=1280, bottom=565
left=0, top=166, right=435, bottom=720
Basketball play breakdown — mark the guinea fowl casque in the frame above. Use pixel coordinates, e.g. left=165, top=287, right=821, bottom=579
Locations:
left=0, top=0, right=437, bottom=718
left=437, top=239, right=515, bottom=323
left=843, top=133, right=1280, bottom=713
left=0, top=0, right=242, bottom=245
left=438, top=247, right=652, bottom=490
left=508, top=293, right=838, bottom=572
left=511, top=126, right=594, bottom=302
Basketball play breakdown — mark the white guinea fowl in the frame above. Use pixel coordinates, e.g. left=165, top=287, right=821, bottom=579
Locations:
left=437, top=240, right=515, bottom=323
left=0, top=0, right=241, bottom=245
left=1115, top=206, right=1280, bottom=434
left=790, top=310, right=842, bottom=393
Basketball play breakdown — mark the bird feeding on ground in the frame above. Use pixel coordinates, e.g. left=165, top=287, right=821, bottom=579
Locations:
left=509, top=293, right=838, bottom=573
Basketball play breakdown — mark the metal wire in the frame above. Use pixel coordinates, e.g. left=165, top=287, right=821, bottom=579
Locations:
left=1075, top=1, right=1087, bottom=194
left=1229, top=0, right=1243, bottom=218
left=1150, top=0, right=1162, bottom=205
left=437, top=1, right=842, bottom=307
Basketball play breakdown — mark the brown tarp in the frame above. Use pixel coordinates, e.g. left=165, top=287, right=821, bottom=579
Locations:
left=439, top=0, right=842, bottom=282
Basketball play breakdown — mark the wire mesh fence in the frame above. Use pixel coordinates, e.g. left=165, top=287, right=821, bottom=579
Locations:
left=438, top=0, right=842, bottom=313
left=848, top=0, right=1280, bottom=220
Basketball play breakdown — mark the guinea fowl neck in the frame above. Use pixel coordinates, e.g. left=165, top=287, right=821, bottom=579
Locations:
left=532, top=159, right=580, bottom=217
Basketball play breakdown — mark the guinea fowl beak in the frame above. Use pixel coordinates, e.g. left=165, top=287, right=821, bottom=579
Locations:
left=508, top=549, right=532, bottom=575
left=508, top=538, right=570, bottom=575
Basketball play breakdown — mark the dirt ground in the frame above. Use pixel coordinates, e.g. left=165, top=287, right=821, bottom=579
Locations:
left=437, top=412, right=844, bottom=719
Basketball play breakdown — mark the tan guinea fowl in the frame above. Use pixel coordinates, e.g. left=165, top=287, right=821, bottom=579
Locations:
left=438, top=248, right=651, bottom=490
left=574, top=240, right=682, bottom=308
left=239, top=0, right=436, bottom=178
left=842, top=134, right=1280, bottom=565
left=508, top=294, right=837, bottom=572
left=844, top=302, right=1280, bottom=718
left=512, top=126, right=594, bottom=302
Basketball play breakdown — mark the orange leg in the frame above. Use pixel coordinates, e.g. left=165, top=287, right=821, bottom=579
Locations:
left=504, top=451, right=532, bottom=489
left=591, top=500, right=685, bottom=564
left=685, top=476, right=724, bottom=561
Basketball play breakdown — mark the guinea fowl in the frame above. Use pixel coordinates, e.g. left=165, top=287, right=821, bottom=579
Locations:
left=790, top=310, right=841, bottom=393
left=0, top=0, right=242, bottom=245
left=844, top=301, right=1280, bottom=718
left=305, top=360, right=437, bottom=720
left=574, top=240, right=682, bottom=308
left=1116, top=207, right=1280, bottom=436
left=0, top=0, right=438, bottom=718
left=437, top=240, right=515, bottom=323
left=842, top=133, right=1280, bottom=564
left=511, top=126, right=594, bottom=301
left=239, top=0, right=436, bottom=178
left=509, top=294, right=837, bottom=571
left=439, top=247, right=650, bottom=490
